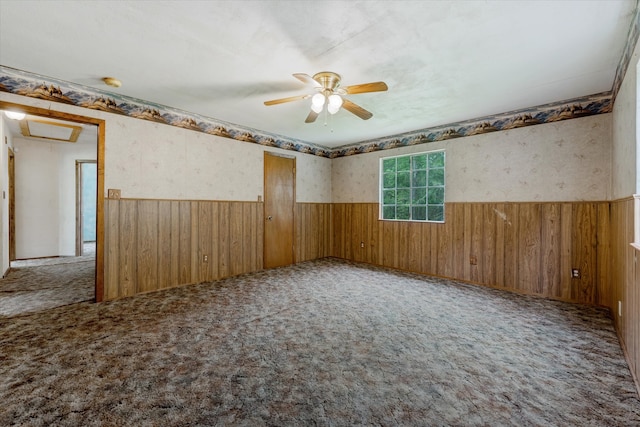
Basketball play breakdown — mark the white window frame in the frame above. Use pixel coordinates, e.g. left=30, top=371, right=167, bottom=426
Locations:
left=379, top=149, right=445, bottom=223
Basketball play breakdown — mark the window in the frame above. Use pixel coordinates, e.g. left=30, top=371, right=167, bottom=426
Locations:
left=380, top=150, right=445, bottom=222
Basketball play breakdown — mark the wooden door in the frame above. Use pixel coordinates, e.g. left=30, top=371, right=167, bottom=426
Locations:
left=8, top=148, right=15, bottom=262
left=264, top=152, right=295, bottom=268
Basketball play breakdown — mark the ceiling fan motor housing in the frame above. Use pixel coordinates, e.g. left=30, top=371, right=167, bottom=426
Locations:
left=313, top=72, right=342, bottom=91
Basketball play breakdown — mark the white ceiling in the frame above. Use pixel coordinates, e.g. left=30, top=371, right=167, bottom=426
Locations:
left=0, top=1, right=636, bottom=148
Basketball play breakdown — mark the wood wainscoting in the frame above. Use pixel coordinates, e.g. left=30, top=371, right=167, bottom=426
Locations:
left=104, top=199, right=332, bottom=300
left=295, top=203, right=332, bottom=263
left=332, top=202, right=610, bottom=306
left=104, top=199, right=264, bottom=300
left=610, top=197, right=640, bottom=389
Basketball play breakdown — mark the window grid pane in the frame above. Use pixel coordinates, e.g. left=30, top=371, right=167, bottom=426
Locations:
left=412, top=206, right=427, bottom=221
left=383, top=158, right=396, bottom=173
left=383, top=173, right=396, bottom=189
left=397, top=205, right=410, bottom=220
left=412, top=187, right=426, bottom=205
left=397, top=156, right=410, bottom=171
left=383, top=205, right=396, bottom=220
left=397, top=172, right=411, bottom=188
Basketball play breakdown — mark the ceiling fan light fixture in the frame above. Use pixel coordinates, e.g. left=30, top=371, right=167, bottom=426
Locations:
left=327, top=94, right=343, bottom=114
left=264, top=71, right=387, bottom=123
left=328, top=94, right=343, bottom=107
left=311, top=93, right=326, bottom=113
left=312, top=93, right=325, bottom=107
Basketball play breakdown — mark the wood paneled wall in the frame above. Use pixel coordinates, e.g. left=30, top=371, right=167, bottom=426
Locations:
left=332, top=202, right=610, bottom=306
left=104, top=199, right=332, bottom=300
left=295, top=203, right=332, bottom=263
left=104, top=199, right=264, bottom=300
left=610, top=198, right=640, bottom=388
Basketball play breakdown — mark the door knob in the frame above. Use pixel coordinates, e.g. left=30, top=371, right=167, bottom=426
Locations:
left=267, top=215, right=273, bottom=221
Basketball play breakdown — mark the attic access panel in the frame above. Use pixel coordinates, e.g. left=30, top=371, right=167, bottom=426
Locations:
left=19, top=118, right=82, bottom=143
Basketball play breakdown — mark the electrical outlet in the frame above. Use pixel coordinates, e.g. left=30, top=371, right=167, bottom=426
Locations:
left=203, top=255, right=208, bottom=262
left=571, top=268, right=580, bottom=278
left=360, top=241, right=365, bottom=248
left=107, top=189, right=121, bottom=199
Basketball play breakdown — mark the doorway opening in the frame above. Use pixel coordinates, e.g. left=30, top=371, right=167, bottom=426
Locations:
left=0, top=101, right=105, bottom=315
left=76, top=160, right=97, bottom=257
left=8, top=147, right=14, bottom=263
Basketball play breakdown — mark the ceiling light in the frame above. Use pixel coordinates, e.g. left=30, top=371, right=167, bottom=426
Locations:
left=4, top=111, right=25, bottom=120
left=311, top=93, right=326, bottom=113
left=102, top=77, right=122, bottom=88
left=328, top=94, right=343, bottom=108
left=327, top=94, right=343, bottom=114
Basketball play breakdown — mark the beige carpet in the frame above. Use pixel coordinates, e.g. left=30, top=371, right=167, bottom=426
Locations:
left=0, top=258, right=638, bottom=426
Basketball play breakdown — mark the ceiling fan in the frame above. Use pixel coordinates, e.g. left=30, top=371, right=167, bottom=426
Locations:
left=264, top=72, right=388, bottom=123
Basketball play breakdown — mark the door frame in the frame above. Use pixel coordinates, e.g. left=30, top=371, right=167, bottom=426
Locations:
left=0, top=100, right=106, bottom=302
left=75, top=160, right=97, bottom=257
left=8, top=147, right=14, bottom=264
left=263, top=151, right=296, bottom=268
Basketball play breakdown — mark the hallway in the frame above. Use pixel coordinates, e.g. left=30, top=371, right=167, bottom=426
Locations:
left=0, top=243, right=95, bottom=317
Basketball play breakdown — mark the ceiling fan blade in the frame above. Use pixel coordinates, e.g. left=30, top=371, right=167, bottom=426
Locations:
left=264, top=94, right=310, bottom=106
left=342, top=99, right=373, bottom=120
left=305, top=110, right=319, bottom=123
left=343, top=81, right=388, bottom=95
left=293, top=73, right=322, bottom=87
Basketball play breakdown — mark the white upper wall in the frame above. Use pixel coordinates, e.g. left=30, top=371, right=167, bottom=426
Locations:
left=332, top=114, right=612, bottom=203
left=0, top=116, right=12, bottom=274
left=612, top=39, right=640, bottom=199
left=14, top=137, right=61, bottom=258
left=13, top=136, right=96, bottom=258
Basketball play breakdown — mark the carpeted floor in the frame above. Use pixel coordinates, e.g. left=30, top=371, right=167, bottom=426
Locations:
left=0, top=243, right=95, bottom=317
left=0, top=258, right=639, bottom=426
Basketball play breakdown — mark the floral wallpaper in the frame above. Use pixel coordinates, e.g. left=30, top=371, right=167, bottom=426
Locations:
left=332, top=114, right=612, bottom=203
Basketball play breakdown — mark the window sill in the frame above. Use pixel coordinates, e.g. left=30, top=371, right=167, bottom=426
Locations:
left=378, top=218, right=445, bottom=224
